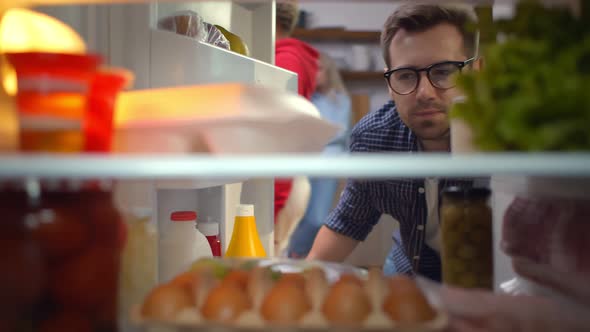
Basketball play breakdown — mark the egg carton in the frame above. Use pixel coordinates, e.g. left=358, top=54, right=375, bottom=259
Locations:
left=131, top=259, right=448, bottom=332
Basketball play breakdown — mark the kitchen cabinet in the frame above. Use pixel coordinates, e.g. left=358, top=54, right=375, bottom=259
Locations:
left=292, top=28, right=381, bottom=42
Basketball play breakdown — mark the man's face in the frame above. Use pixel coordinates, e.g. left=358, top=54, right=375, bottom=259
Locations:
left=387, top=23, right=469, bottom=142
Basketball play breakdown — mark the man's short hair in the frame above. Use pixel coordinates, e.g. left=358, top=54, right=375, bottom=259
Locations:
left=276, top=1, right=299, bottom=36
left=381, top=4, right=479, bottom=68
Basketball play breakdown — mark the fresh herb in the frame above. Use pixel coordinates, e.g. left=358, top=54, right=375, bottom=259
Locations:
left=452, top=0, right=590, bottom=151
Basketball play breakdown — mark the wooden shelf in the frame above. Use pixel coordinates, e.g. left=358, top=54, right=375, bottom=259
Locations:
left=292, top=28, right=381, bottom=42
left=341, top=71, right=384, bottom=81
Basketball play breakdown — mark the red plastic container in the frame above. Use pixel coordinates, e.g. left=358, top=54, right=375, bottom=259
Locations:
left=5, top=52, right=131, bottom=153
left=86, top=69, right=132, bottom=152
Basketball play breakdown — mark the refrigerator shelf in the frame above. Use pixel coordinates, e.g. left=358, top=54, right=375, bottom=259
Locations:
left=0, top=152, right=589, bottom=179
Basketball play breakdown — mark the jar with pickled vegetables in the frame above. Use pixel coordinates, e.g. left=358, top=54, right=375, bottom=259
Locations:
left=0, top=179, right=126, bottom=332
left=441, top=187, right=493, bottom=289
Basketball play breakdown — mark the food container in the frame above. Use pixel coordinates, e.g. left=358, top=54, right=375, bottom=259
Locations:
left=156, top=10, right=231, bottom=50
left=114, top=84, right=338, bottom=154
left=441, top=187, right=493, bottom=290
left=85, top=69, right=133, bottom=152
left=492, top=176, right=590, bottom=306
left=131, top=257, right=448, bottom=332
left=0, top=178, right=126, bottom=332
left=5, top=52, right=131, bottom=153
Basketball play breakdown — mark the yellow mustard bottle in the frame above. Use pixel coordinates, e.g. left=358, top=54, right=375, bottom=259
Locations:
left=225, top=204, right=267, bottom=258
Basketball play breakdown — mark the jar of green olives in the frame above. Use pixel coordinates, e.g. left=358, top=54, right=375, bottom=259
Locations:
left=441, top=187, right=493, bottom=289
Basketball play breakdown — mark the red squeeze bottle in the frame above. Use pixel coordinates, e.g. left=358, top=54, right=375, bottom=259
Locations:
left=197, top=218, right=222, bottom=257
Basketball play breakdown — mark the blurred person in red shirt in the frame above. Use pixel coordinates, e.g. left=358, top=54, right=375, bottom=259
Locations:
left=274, top=1, right=319, bottom=221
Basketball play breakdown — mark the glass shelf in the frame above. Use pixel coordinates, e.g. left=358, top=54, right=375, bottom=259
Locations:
left=0, top=153, right=588, bottom=179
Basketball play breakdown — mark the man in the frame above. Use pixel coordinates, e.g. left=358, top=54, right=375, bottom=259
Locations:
left=307, top=4, right=485, bottom=281
left=273, top=1, right=319, bottom=220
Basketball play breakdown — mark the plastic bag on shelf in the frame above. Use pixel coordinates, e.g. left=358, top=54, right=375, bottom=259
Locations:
left=493, top=177, right=590, bottom=307
left=156, top=10, right=230, bottom=50
left=114, top=83, right=338, bottom=155
left=202, top=22, right=231, bottom=50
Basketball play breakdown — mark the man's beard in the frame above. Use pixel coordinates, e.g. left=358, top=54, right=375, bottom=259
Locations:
left=409, top=99, right=450, bottom=140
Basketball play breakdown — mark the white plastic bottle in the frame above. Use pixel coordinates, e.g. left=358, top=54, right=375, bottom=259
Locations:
left=158, top=190, right=213, bottom=282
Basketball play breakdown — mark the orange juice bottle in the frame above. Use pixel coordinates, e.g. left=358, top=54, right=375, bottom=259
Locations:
left=225, top=204, right=266, bottom=258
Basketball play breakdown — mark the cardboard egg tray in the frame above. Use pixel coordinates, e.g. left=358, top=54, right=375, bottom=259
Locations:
left=131, top=258, right=448, bottom=332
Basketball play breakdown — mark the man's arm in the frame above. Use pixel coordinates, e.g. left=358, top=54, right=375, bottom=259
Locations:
left=307, top=226, right=359, bottom=262
left=306, top=177, right=381, bottom=262
left=306, top=118, right=382, bottom=262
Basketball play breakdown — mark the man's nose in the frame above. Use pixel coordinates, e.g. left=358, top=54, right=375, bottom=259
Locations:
left=416, top=72, right=437, bottom=100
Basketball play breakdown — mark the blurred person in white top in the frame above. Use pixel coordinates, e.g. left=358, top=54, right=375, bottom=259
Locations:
left=287, top=53, right=352, bottom=258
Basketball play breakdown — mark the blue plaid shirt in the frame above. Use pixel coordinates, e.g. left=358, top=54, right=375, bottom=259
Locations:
left=325, top=101, right=485, bottom=281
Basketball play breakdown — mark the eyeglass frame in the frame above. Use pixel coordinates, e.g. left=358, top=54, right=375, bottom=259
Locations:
left=383, top=57, right=477, bottom=95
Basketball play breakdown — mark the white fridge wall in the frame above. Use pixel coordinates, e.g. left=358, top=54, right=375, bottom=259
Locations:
left=109, top=4, right=153, bottom=89
left=157, top=1, right=233, bottom=29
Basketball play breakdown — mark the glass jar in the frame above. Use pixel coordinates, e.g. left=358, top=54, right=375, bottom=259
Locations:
left=441, top=187, right=493, bottom=289
left=0, top=179, right=125, bottom=332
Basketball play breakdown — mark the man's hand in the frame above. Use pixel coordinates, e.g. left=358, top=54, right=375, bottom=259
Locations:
left=306, top=226, right=360, bottom=262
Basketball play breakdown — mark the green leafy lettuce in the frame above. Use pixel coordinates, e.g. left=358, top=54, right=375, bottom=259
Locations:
left=451, top=0, right=590, bottom=151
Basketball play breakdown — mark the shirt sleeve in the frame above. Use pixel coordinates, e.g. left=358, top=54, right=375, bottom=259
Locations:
left=324, top=130, right=382, bottom=241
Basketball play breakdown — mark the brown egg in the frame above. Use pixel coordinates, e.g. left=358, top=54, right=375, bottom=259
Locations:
left=221, top=270, right=250, bottom=291
left=169, top=270, right=200, bottom=290
left=382, top=275, right=436, bottom=324
left=201, top=283, right=251, bottom=323
left=169, top=270, right=205, bottom=294
left=278, top=273, right=306, bottom=290
left=260, top=280, right=311, bottom=324
left=141, top=284, right=194, bottom=321
left=321, top=278, right=372, bottom=326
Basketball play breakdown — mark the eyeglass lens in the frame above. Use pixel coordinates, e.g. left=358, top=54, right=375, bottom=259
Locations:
left=388, top=62, right=462, bottom=94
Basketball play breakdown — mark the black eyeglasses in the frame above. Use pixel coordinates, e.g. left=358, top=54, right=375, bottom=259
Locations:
left=384, top=58, right=476, bottom=95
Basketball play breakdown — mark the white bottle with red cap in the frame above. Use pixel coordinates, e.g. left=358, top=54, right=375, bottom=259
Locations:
left=158, top=191, right=212, bottom=283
